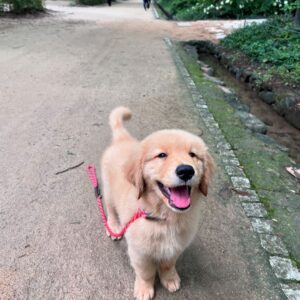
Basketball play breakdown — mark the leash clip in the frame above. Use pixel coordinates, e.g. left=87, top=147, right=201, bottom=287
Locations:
left=94, top=186, right=101, bottom=198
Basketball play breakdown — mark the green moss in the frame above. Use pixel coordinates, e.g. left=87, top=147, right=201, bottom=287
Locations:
left=289, top=254, right=300, bottom=270
left=260, top=197, right=276, bottom=219
left=295, top=260, right=300, bottom=270
left=181, top=58, right=205, bottom=84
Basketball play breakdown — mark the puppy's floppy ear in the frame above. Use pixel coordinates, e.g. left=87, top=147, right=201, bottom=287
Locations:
left=124, top=149, right=145, bottom=199
left=199, top=152, right=214, bottom=196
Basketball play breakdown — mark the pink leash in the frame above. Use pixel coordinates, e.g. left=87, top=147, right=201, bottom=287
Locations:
left=86, top=164, right=147, bottom=239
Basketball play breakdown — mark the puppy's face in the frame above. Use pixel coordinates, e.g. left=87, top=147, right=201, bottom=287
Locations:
left=127, top=130, right=214, bottom=213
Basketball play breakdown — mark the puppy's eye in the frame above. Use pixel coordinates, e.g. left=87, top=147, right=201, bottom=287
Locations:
left=157, top=153, right=167, bottom=158
left=189, top=152, right=196, bottom=158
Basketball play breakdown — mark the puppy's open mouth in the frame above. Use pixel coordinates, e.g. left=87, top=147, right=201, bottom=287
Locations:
left=157, top=181, right=191, bottom=210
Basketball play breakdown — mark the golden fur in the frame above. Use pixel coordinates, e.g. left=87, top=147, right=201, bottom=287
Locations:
left=100, top=107, right=214, bottom=300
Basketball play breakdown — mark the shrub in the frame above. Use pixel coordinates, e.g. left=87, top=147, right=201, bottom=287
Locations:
left=157, top=0, right=297, bottom=20
left=76, top=0, right=106, bottom=5
left=0, top=0, right=43, bottom=13
left=221, top=16, right=300, bottom=83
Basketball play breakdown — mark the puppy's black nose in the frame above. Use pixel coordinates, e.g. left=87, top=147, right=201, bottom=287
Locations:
left=176, top=164, right=195, bottom=181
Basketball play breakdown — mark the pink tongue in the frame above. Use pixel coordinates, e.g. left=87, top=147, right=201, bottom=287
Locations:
left=169, top=186, right=191, bottom=209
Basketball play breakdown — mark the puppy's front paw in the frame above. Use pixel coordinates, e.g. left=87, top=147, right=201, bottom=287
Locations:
left=160, top=271, right=181, bottom=293
left=134, top=278, right=154, bottom=300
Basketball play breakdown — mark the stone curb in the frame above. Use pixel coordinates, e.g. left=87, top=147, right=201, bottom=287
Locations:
left=164, top=37, right=300, bottom=300
left=152, top=6, right=159, bottom=19
left=153, top=1, right=174, bottom=20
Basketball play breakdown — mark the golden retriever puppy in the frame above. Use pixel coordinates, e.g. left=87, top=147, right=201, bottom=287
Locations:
left=101, top=107, right=214, bottom=300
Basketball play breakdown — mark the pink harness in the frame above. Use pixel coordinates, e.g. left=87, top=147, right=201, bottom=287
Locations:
left=87, top=164, right=149, bottom=239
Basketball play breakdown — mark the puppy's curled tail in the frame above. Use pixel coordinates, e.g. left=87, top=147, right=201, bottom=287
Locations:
left=109, top=106, right=133, bottom=143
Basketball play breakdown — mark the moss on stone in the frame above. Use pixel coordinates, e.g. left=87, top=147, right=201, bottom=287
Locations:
left=260, top=197, right=276, bottom=219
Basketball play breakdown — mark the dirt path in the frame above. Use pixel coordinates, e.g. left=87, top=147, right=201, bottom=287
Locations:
left=45, top=0, right=264, bottom=41
left=0, top=1, right=284, bottom=299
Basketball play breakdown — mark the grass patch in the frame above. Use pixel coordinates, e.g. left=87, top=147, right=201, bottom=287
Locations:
left=221, top=17, right=300, bottom=84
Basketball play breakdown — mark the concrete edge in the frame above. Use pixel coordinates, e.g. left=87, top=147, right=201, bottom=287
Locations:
left=152, top=5, right=159, bottom=19
left=163, top=37, right=300, bottom=300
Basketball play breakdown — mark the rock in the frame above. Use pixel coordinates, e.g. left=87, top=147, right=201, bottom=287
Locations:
left=269, top=257, right=300, bottom=281
left=272, top=103, right=285, bottom=116
left=235, top=68, right=244, bottom=81
left=259, top=91, right=275, bottom=105
left=285, top=106, right=300, bottom=130
left=215, top=52, right=222, bottom=60
left=235, top=111, right=247, bottom=119
left=262, top=118, right=273, bottom=126
left=224, top=93, right=238, bottom=102
left=254, top=133, right=275, bottom=144
left=235, top=111, right=267, bottom=134
left=249, top=74, right=258, bottom=84
left=241, top=70, right=252, bottom=83
left=259, top=234, right=289, bottom=256
left=236, top=103, right=250, bottom=112
left=219, top=86, right=233, bottom=94
left=203, top=73, right=225, bottom=86
left=216, top=33, right=226, bottom=40
left=242, top=202, right=267, bottom=218
left=254, top=133, right=289, bottom=152
left=229, top=66, right=239, bottom=76
left=251, top=218, right=273, bottom=234
left=183, top=44, right=198, bottom=59
left=273, top=94, right=297, bottom=118
left=197, top=60, right=208, bottom=68
left=279, top=95, right=296, bottom=110
left=220, top=55, right=229, bottom=66
left=201, top=66, right=214, bottom=76
left=224, top=94, right=250, bottom=112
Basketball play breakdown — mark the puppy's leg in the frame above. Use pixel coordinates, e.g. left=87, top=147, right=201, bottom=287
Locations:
left=159, top=258, right=181, bottom=293
left=133, top=261, right=156, bottom=300
left=129, top=249, right=156, bottom=300
left=101, top=171, right=122, bottom=239
left=105, top=204, right=123, bottom=240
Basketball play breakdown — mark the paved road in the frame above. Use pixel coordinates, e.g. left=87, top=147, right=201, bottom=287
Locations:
left=0, top=1, right=285, bottom=299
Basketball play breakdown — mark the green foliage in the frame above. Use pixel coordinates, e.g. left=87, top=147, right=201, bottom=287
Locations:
left=221, top=17, right=300, bottom=83
left=0, top=0, right=42, bottom=13
left=76, top=0, right=106, bottom=5
left=157, top=0, right=296, bottom=20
